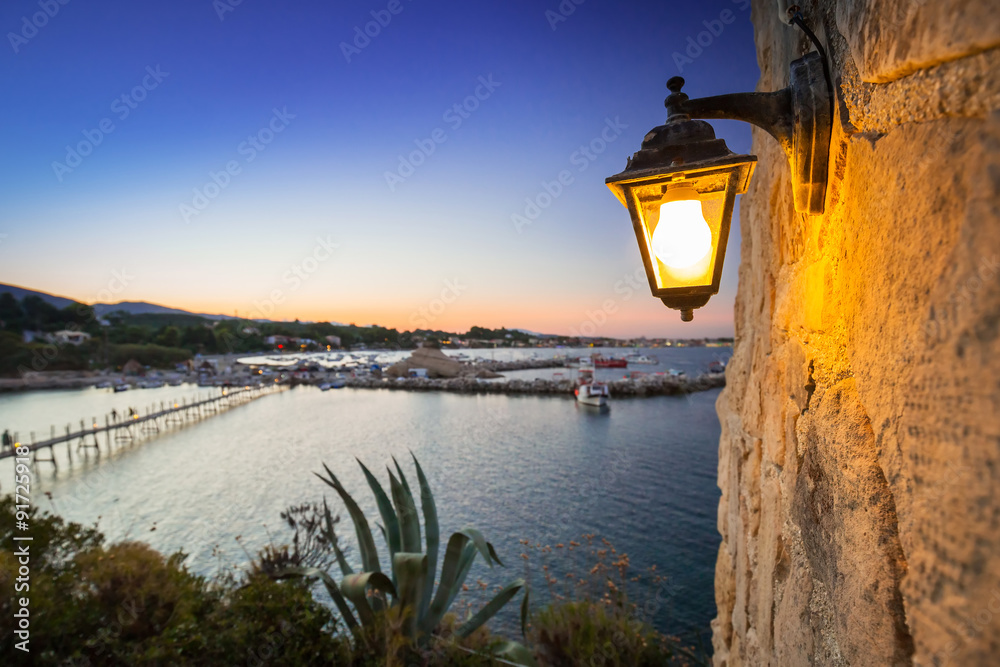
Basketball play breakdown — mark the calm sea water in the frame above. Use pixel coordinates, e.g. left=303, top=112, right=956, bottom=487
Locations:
left=0, top=347, right=729, bottom=644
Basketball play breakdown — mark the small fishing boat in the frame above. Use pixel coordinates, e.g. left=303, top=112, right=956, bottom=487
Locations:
left=575, top=369, right=609, bottom=407
left=113, top=383, right=130, bottom=392
left=318, top=383, right=333, bottom=391
left=329, top=375, right=347, bottom=389
left=708, top=360, right=727, bottom=374
left=593, top=354, right=627, bottom=368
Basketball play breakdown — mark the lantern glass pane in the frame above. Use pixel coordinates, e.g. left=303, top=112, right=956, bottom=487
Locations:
left=630, top=179, right=727, bottom=290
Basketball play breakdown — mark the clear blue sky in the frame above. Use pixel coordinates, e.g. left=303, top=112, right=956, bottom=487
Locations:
left=0, top=0, right=759, bottom=337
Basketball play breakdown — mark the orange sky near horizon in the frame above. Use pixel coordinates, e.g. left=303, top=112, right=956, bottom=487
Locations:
left=3, top=273, right=738, bottom=339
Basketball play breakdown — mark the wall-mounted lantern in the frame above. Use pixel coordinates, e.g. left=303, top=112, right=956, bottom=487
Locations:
left=607, top=37, right=832, bottom=321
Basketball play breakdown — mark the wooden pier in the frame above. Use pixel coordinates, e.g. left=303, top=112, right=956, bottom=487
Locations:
left=0, top=384, right=283, bottom=468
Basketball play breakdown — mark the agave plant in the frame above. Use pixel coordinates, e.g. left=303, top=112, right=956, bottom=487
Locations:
left=286, top=453, right=532, bottom=659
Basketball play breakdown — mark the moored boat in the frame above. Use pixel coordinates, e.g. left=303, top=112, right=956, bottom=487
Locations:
left=625, top=354, right=658, bottom=365
left=593, top=354, right=627, bottom=368
left=575, top=369, right=609, bottom=407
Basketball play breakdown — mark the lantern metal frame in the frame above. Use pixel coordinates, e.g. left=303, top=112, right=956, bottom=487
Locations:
left=606, top=49, right=833, bottom=321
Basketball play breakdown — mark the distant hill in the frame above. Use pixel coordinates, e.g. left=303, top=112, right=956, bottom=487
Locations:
left=0, top=283, right=236, bottom=320
left=91, top=301, right=230, bottom=319
left=513, top=328, right=559, bottom=338
left=0, top=283, right=79, bottom=310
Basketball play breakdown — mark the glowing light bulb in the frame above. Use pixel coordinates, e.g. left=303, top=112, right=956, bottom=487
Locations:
left=651, top=194, right=712, bottom=269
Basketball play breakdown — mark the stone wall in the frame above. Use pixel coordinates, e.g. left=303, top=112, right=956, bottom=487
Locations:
left=713, top=1, right=1000, bottom=665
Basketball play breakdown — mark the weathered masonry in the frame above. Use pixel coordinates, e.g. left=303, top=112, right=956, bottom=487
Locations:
left=713, top=1, right=1000, bottom=665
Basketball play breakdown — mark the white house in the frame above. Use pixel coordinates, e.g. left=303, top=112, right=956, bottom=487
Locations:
left=50, top=330, right=92, bottom=346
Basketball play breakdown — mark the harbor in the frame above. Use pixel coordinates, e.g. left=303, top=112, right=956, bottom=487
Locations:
left=0, top=373, right=727, bottom=645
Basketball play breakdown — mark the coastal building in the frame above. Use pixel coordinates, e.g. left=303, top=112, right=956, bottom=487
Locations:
left=50, top=330, right=92, bottom=346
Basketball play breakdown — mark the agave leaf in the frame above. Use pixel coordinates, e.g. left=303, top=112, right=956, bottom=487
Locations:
left=421, top=532, right=472, bottom=635
left=411, top=453, right=439, bottom=619
left=494, top=640, right=538, bottom=667
left=323, top=497, right=353, bottom=577
left=487, top=541, right=504, bottom=567
left=456, top=578, right=526, bottom=639
left=277, top=566, right=358, bottom=630
left=393, top=552, right=428, bottom=640
left=341, top=571, right=397, bottom=628
left=314, top=467, right=380, bottom=574
left=376, top=522, right=387, bottom=544
left=520, top=587, right=530, bottom=639
left=392, top=455, right=413, bottom=499
left=357, top=459, right=401, bottom=559
left=389, top=468, right=421, bottom=554
left=457, top=527, right=495, bottom=569
left=444, top=542, right=479, bottom=613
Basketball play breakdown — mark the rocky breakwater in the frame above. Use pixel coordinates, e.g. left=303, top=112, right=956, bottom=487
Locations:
left=343, top=371, right=725, bottom=397
left=0, top=370, right=106, bottom=392
left=385, top=346, right=565, bottom=379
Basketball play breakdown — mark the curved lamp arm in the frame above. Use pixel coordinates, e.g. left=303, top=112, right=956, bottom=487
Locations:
left=667, top=51, right=832, bottom=215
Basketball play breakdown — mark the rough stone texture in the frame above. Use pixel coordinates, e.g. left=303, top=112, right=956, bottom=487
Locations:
left=835, top=0, right=1000, bottom=83
left=713, top=1, right=1000, bottom=665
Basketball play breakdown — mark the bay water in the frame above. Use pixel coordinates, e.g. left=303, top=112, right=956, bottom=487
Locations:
left=0, top=347, right=729, bottom=645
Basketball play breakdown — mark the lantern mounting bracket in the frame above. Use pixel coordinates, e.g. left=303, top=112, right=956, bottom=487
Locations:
left=666, top=50, right=832, bottom=214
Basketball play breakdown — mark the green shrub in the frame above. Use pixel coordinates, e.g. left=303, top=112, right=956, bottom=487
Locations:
left=0, top=497, right=347, bottom=665
left=529, top=601, right=674, bottom=666
left=519, top=535, right=704, bottom=666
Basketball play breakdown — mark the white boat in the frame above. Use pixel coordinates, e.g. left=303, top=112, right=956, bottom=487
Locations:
left=575, top=370, right=609, bottom=407
left=318, top=383, right=333, bottom=391
left=625, top=354, right=660, bottom=366
left=113, top=383, right=130, bottom=392
left=625, top=354, right=658, bottom=365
